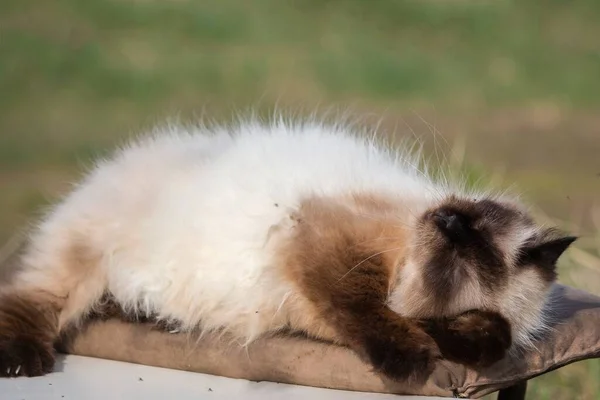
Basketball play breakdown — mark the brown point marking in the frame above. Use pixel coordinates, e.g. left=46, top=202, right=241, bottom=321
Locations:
left=279, top=196, right=440, bottom=384
left=0, top=291, right=62, bottom=377
left=0, top=235, right=106, bottom=377
left=346, top=192, right=402, bottom=213
left=418, top=309, right=512, bottom=368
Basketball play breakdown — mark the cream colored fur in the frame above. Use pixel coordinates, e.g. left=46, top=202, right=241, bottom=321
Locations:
left=10, top=118, right=549, bottom=348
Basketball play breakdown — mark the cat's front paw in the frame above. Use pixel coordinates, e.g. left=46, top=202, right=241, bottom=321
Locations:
left=0, top=336, right=55, bottom=377
left=364, top=329, right=440, bottom=384
left=421, top=310, right=512, bottom=368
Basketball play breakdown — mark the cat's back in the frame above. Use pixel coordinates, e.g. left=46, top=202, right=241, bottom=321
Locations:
left=76, top=122, right=426, bottom=221
left=39, top=122, right=431, bottom=271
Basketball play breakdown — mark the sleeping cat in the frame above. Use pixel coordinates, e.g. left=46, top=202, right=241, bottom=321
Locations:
left=0, top=118, right=575, bottom=383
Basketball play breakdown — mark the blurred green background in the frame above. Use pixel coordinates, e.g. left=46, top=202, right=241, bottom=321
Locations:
left=1, top=1, right=599, bottom=398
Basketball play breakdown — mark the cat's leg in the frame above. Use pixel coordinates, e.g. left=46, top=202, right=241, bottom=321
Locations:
left=0, top=238, right=106, bottom=377
left=418, top=309, right=512, bottom=368
left=289, top=253, right=441, bottom=385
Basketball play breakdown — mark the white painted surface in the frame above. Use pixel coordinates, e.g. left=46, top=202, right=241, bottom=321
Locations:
left=0, top=355, right=445, bottom=400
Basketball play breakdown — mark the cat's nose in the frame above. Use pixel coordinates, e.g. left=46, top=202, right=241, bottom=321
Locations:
left=432, top=210, right=469, bottom=241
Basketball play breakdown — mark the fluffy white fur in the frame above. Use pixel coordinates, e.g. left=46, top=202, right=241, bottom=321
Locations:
left=12, top=119, right=549, bottom=348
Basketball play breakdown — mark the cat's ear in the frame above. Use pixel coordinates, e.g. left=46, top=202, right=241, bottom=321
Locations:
left=518, top=235, right=577, bottom=268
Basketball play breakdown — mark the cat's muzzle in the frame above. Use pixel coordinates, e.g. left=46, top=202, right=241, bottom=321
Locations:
left=431, top=209, right=472, bottom=243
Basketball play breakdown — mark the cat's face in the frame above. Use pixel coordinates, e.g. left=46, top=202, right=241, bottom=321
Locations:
left=390, top=195, right=576, bottom=327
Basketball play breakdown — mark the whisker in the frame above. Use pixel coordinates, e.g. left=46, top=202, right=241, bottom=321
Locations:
left=336, top=246, right=406, bottom=284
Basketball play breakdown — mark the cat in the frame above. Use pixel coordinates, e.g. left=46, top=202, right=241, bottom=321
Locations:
left=0, top=118, right=575, bottom=383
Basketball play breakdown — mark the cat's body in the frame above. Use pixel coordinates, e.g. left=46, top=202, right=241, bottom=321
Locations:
left=17, top=123, right=436, bottom=341
left=0, top=120, right=575, bottom=382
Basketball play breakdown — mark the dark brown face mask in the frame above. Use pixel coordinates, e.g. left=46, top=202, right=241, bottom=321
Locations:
left=416, top=196, right=576, bottom=308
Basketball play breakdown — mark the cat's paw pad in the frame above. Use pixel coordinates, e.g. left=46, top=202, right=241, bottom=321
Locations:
left=0, top=337, right=55, bottom=377
left=365, top=333, right=439, bottom=384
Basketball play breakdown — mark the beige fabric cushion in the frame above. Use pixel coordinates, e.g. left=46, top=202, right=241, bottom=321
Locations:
left=58, top=284, right=600, bottom=398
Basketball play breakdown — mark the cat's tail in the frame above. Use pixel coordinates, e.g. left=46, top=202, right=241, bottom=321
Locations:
left=0, top=235, right=106, bottom=377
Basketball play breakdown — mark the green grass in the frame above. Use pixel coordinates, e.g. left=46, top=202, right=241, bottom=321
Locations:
left=1, top=0, right=599, bottom=398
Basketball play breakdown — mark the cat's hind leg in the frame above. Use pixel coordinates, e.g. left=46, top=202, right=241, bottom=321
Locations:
left=0, top=237, right=107, bottom=377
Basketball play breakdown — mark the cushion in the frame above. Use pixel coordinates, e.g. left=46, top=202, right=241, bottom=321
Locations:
left=57, top=284, right=600, bottom=399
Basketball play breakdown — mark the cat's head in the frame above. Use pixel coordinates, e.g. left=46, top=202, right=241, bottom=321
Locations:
left=390, top=195, right=576, bottom=348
